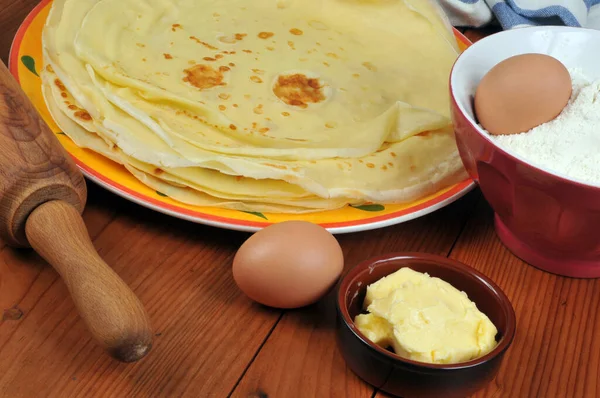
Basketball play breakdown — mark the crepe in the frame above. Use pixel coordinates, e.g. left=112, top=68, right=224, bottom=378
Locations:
left=43, top=68, right=351, bottom=212
left=41, top=0, right=468, bottom=213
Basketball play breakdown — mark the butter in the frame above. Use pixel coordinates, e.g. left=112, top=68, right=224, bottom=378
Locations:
left=355, top=268, right=498, bottom=364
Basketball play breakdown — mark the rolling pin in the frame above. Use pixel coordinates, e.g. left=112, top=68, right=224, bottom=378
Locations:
left=0, top=60, right=152, bottom=362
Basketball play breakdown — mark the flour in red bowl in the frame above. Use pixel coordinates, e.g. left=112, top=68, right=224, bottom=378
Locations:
left=487, top=69, right=600, bottom=187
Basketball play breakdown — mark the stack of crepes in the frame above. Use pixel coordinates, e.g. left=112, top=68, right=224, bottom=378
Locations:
left=41, top=0, right=468, bottom=214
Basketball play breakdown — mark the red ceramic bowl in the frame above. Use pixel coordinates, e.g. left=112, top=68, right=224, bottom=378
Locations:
left=450, top=26, right=600, bottom=278
left=336, top=253, right=516, bottom=398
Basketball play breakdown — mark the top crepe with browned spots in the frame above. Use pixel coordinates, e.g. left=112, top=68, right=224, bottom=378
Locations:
left=41, top=0, right=467, bottom=212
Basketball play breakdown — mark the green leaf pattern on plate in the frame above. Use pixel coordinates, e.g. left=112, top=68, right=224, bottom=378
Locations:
left=241, top=211, right=268, bottom=220
left=21, top=55, right=39, bottom=77
left=351, top=204, right=385, bottom=212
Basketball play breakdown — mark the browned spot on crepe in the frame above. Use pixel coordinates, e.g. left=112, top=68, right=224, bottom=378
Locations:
left=74, top=110, right=92, bottom=121
left=183, top=64, right=225, bottom=89
left=258, top=32, right=274, bottom=39
left=272, top=73, right=325, bottom=109
left=189, top=36, right=218, bottom=50
left=362, top=62, right=377, bottom=71
left=54, top=78, right=66, bottom=92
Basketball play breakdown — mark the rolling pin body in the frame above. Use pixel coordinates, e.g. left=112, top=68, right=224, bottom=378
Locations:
left=0, top=61, right=85, bottom=247
left=0, top=60, right=152, bottom=362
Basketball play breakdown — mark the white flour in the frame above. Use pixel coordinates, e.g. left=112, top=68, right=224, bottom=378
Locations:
left=488, top=68, right=600, bottom=187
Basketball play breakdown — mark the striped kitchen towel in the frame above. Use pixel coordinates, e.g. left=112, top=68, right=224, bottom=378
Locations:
left=436, top=0, right=600, bottom=29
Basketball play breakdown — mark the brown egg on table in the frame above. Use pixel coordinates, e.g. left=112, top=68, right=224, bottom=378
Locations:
left=474, top=53, right=572, bottom=135
left=232, top=221, right=344, bottom=309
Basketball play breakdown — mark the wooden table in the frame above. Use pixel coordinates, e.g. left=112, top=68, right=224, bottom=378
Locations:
left=1, top=3, right=599, bottom=397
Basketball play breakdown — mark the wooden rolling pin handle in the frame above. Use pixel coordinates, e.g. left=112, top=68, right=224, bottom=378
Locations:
left=25, top=200, right=153, bottom=363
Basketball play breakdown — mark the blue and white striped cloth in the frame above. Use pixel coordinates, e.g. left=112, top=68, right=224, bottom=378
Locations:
left=436, top=0, right=600, bottom=29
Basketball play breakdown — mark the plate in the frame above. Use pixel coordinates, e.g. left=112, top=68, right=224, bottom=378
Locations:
left=9, top=0, right=475, bottom=234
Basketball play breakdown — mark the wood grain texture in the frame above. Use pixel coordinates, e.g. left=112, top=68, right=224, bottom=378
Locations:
left=0, top=27, right=150, bottom=363
left=0, top=184, right=125, bottom=318
left=1, top=198, right=281, bottom=397
left=0, top=60, right=86, bottom=247
left=0, top=184, right=130, bottom=396
left=0, top=0, right=40, bottom=64
left=448, top=200, right=600, bottom=398
left=25, top=200, right=153, bottom=363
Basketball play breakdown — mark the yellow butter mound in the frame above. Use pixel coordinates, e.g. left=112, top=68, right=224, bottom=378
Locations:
left=355, top=268, right=498, bottom=364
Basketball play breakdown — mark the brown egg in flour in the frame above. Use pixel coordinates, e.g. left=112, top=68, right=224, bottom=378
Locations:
left=474, top=53, right=572, bottom=135
left=232, top=221, right=344, bottom=309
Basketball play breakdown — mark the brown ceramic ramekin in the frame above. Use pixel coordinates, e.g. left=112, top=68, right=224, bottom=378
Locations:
left=336, top=253, right=516, bottom=398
